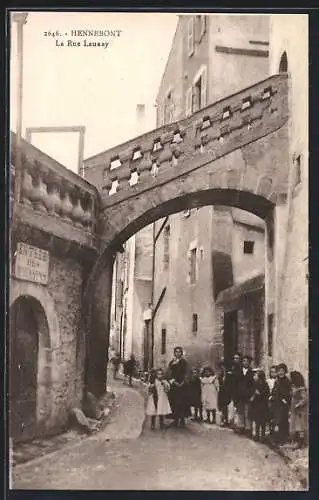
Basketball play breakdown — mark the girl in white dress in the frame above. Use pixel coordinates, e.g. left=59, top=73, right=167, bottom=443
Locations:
left=200, top=366, right=219, bottom=424
left=146, top=368, right=172, bottom=429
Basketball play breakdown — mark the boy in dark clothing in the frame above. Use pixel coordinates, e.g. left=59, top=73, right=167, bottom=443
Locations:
left=217, top=361, right=232, bottom=426
left=270, top=363, right=291, bottom=445
left=250, top=370, right=270, bottom=442
left=234, top=355, right=254, bottom=435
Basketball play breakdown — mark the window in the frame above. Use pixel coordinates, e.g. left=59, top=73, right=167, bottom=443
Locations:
left=161, top=327, right=167, bottom=355
left=192, top=313, right=198, bottom=334
left=193, top=79, right=201, bottom=113
left=187, top=18, right=195, bottom=56
left=294, top=154, right=301, bottom=188
left=268, top=314, right=274, bottom=357
left=164, top=90, right=174, bottom=125
left=243, top=241, right=254, bottom=255
left=190, top=247, right=197, bottom=283
left=267, top=212, right=274, bottom=261
left=163, top=225, right=170, bottom=270
left=193, top=67, right=207, bottom=112
left=279, top=51, right=288, bottom=73
left=186, top=87, right=193, bottom=117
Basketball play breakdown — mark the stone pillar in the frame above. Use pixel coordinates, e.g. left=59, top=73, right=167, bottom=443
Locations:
left=264, top=208, right=276, bottom=371
left=85, top=250, right=115, bottom=397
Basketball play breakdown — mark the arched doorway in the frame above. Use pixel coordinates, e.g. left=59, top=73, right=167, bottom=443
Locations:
left=279, top=51, right=288, bottom=73
left=9, top=295, right=50, bottom=442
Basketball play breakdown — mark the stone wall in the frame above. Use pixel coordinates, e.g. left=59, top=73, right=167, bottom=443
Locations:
left=10, top=248, right=89, bottom=435
left=269, top=15, right=308, bottom=378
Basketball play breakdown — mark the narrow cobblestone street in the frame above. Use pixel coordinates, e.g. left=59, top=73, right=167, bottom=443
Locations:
left=12, top=379, right=304, bottom=491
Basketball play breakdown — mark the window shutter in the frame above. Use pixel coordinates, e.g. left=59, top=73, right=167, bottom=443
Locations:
left=187, top=18, right=194, bottom=56
left=200, top=67, right=207, bottom=108
left=186, top=87, right=192, bottom=117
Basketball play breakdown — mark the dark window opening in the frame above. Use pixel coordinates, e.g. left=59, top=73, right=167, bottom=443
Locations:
left=267, top=212, right=275, bottom=261
left=243, top=241, right=255, bottom=254
left=193, top=77, right=202, bottom=112
left=294, top=154, right=301, bottom=187
left=279, top=51, right=288, bottom=73
left=163, top=225, right=170, bottom=270
left=164, top=91, right=174, bottom=125
left=192, top=313, right=198, bottom=334
left=190, top=248, right=197, bottom=283
left=268, top=313, right=274, bottom=357
left=161, top=328, right=166, bottom=355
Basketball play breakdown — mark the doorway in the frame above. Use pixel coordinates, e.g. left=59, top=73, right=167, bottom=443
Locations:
left=223, top=310, right=238, bottom=366
left=9, top=295, right=48, bottom=442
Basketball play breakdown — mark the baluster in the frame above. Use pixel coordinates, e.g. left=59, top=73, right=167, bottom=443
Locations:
left=44, top=174, right=62, bottom=215
left=60, top=189, right=74, bottom=221
left=72, top=194, right=86, bottom=228
left=82, top=196, right=93, bottom=230
left=21, top=167, right=34, bottom=207
left=31, top=170, right=48, bottom=213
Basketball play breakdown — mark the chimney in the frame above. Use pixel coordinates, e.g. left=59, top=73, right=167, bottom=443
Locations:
left=136, top=104, right=146, bottom=136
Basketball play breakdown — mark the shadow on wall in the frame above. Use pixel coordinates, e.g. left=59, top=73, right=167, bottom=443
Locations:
left=212, top=251, right=234, bottom=300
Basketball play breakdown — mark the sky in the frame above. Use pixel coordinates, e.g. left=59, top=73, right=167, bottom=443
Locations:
left=10, top=12, right=178, bottom=172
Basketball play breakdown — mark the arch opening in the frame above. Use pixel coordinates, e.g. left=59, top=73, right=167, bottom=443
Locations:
left=9, top=295, right=50, bottom=443
left=104, top=188, right=273, bottom=253
left=85, top=189, right=274, bottom=397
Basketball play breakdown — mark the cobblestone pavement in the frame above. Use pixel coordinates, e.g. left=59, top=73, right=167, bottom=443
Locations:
left=12, top=379, right=305, bottom=491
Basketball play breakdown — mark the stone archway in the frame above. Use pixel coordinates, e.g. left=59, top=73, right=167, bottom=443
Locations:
left=9, top=283, right=61, bottom=441
left=85, top=188, right=276, bottom=397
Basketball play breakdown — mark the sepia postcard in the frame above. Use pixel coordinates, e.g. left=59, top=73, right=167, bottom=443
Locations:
left=8, top=10, right=308, bottom=492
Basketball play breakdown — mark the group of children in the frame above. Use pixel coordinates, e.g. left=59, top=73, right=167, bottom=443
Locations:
left=145, top=357, right=308, bottom=449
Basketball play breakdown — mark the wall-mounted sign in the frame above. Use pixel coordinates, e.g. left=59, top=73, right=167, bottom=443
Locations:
left=13, top=242, right=49, bottom=285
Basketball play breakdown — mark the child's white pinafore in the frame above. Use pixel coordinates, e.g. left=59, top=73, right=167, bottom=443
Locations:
left=146, top=379, right=172, bottom=416
left=200, top=375, right=219, bottom=411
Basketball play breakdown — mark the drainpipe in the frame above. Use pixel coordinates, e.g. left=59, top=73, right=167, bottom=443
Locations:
left=12, top=13, right=28, bottom=222
left=150, top=222, right=156, bottom=368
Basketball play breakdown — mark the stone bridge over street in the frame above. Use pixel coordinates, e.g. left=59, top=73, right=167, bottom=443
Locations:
left=83, top=73, right=289, bottom=396
left=10, top=73, right=290, bottom=437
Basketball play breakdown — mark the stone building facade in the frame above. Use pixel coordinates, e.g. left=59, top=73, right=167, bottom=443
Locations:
left=152, top=14, right=270, bottom=369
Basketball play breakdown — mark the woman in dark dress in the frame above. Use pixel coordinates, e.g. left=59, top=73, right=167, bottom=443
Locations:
left=270, top=363, right=291, bottom=445
left=167, top=346, right=189, bottom=427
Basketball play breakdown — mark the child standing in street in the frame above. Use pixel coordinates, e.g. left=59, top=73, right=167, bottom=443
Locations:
left=188, top=367, right=202, bottom=421
left=290, top=370, right=308, bottom=448
left=146, top=368, right=172, bottom=430
left=217, top=361, right=232, bottom=427
left=250, top=370, right=270, bottom=442
left=200, top=367, right=219, bottom=424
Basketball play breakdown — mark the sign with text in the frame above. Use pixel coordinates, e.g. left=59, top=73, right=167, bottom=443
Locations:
left=14, top=243, right=49, bottom=285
